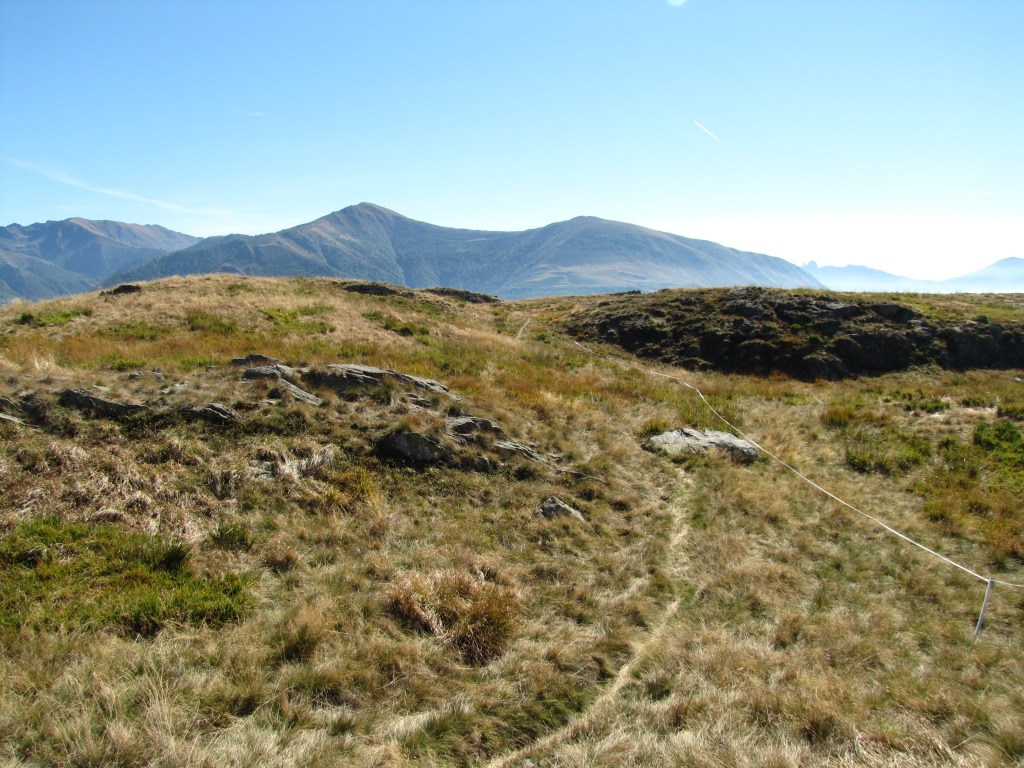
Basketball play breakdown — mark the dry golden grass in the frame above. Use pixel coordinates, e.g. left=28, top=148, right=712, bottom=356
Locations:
left=0, top=277, right=1022, bottom=767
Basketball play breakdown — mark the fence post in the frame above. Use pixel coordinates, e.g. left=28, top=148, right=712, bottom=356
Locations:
left=974, top=579, right=994, bottom=640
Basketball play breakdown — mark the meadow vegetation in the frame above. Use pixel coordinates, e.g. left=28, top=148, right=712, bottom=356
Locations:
left=0, top=276, right=1021, bottom=767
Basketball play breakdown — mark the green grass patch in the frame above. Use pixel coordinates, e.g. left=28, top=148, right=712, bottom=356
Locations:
left=211, top=521, right=254, bottom=551
left=295, top=302, right=333, bottom=316
left=363, top=310, right=430, bottom=338
left=973, top=419, right=1024, bottom=465
left=263, top=308, right=333, bottom=335
left=186, top=310, right=238, bottom=334
left=176, top=354, right=226, bottom=372
left=914, top=421, right=1024, bottom=561
left=885, top=388, right=949, bottom=414
left=997, top=402, right=1024, bottom=421
left=102, top=320, right=169, bottom=341
left=0, top=517, right=253, bottom=635
left=15, top=307, right=92, bottom=327
left=845, top=427, right=932, bottom=476
left=97, top=354, right=147, bottom=372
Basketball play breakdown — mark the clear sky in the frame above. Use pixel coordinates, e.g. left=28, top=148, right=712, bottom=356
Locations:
left=1, top=0, right=1021, bottom=280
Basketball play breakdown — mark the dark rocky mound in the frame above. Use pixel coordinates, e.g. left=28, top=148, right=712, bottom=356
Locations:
left=422, top=286, right=501, bottom=304
left=566, top=287, right=1024, bottom=380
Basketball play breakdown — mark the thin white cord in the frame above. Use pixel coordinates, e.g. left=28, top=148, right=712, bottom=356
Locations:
left=574, top=340, right=1024, bottom=590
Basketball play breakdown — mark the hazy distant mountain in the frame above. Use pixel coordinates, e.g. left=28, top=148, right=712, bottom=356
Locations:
left=803, top=258, right=1024, bottom=293
left=0, top=218, right=200, bottom=302
left=0, top=251, right=96, bottom=303
left=943, top=258, right=1024, bottom=293
left=111, top=203, right=821, bottom=298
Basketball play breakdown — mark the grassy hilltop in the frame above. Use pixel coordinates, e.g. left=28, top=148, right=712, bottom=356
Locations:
left=0, top=276, right=1022, bottom=767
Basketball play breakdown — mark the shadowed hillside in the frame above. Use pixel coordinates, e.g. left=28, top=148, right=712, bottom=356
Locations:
left=0, top=218, right=200, bottom=301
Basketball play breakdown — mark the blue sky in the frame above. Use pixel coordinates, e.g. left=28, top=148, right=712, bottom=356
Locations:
left=1, top=0, right=1021, bottom=280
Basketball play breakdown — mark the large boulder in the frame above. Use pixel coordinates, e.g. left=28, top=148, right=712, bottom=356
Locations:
left=378, top=431, right=448, bottom=464
left=648, top=428, right=759, bottom=464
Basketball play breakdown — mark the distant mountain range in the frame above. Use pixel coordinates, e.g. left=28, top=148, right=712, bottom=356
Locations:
left=802, top=258, right=1024, bottom=293
left=106, top=204, right=819, bottom=299
left=1, top=204, right=1019, bottom=303
left=0, top=204, right=818, bottom=303
left=0, top=218, right=200, bottom=302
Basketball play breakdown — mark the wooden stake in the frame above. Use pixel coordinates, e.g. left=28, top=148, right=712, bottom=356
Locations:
left=974, top=579, right=994, bottom=640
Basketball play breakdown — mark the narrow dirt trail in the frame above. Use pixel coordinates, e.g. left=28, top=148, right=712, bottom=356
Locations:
left=486, top=469, right=693, bottom=768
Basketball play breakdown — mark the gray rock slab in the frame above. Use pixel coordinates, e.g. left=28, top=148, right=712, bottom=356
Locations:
left=304, top=364, right=458, bottom=400
left=494, top=440, right=547, bottom=464
left=649, top=428, right=758, bottom=464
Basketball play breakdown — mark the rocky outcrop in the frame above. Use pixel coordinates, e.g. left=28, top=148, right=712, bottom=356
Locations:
left=100, top=283, right=142, bottom=296
left=303, top=364, right=457, bottom=400
left=59, top=389, right=148, bottom=420
left=446, top=416, right=505, bottom=437
left=567, top=287, right=1024, bottom=380
left=339, top=281, right=414, bottom=298
left=378, top=413, right=549, bottom=471
left=648, top=428, right=759, bottom=464
left=423, top=287, right=501, bottom=304
left=241, top=366, right=322, bottom=406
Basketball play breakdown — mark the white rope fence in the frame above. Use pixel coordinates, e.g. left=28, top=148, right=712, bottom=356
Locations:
left=572, top=340, right=1024, bottom=638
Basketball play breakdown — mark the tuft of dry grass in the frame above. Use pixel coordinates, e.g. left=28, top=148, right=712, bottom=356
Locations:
left=388, top=569, right=520, bottom=665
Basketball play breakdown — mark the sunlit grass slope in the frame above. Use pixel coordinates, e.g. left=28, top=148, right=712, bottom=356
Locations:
left=0, top=276, right=1021, bottom=767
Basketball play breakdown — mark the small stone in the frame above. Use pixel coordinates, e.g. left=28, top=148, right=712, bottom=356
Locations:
left=182, top=403, right=239, bottom=425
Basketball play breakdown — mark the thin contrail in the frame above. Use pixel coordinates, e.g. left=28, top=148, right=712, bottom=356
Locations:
left=1, top=156, right=229, bottom=217
left=693, top=120, right=721, bottom=142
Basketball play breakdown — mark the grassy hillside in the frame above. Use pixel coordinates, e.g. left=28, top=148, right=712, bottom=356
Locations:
left=0, top=277, right=1022, bottom=767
